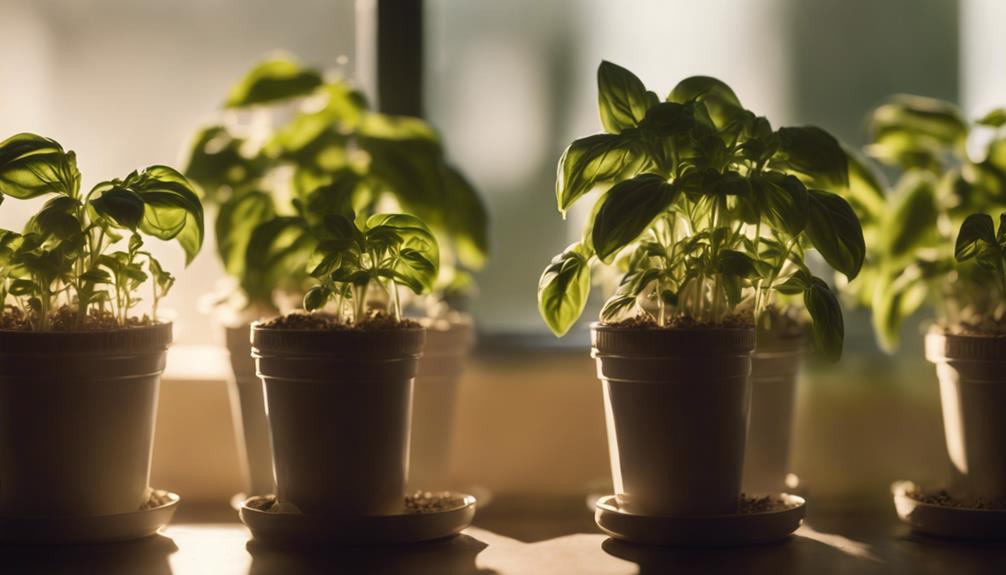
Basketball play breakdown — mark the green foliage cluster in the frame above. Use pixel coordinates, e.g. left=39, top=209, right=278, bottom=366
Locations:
left=183, top=55, right=487, bottom=315
left=538, top=62, right=866, bottom=360
left=845, top=95, right=1006, bottom=348
left=303, top=211, right=439, bottom=323
left=0, top=134, right=203, bottom=330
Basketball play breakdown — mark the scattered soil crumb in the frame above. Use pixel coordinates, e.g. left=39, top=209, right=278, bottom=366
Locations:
left=406, top=491, right=468, bottom=513
left=606, top=312, right=754, bottom=330
left=139, top=490, right=174, bottom=510
left=907, top=488, right=1006, bottom=510
left=1, top=305, right=155, bottom=332
left=251, top=491, right=465, bottom=515
left=739, top=494, right=798, bottom=514
left=260, top=310, right=420, bottom=331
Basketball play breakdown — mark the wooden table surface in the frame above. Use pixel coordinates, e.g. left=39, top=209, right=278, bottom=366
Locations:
left=2, top=495, right=1004, bottom=574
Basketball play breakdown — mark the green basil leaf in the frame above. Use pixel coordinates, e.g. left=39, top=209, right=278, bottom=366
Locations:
left=365, top=213, right=440, bottom=294
left=0, top=133, right=80, bottom=199
left=871, top=265, right=932, bottom=352
left=224, top=56, right=323, bottom=108
left=215, top=191, right=276, bottom=276
left=879, top=174, right=938, bottom=259
left=444, top=165, right=489, bottom=270
left=842, top=146, right=888, bottom=222
left=597, top=61, right=650, bottom=133
left=805, top=189, right=866, bottom=280
left=803, top=276, right=844, bottom=362
left=591, top=174, right=679, bottom=263
left=978, top=108, right=1006, bottom=128
left=716, top=249, right=763, bottom=278
left=182, top=125, right=266, bottom=202
left=90, top=186, right=145, bottom=230
left=751, top=172, right=808, bottom=236
left=556, top=132, right=645, bottom=215
left=124, top=166, right=205, bottom=265
left=538, top=242, right=592, bottom=336
left=954, top=213, right=997, bottom=261
left=867, top=94, right=967, bottom=168
left=242, top=216, right=316, bottom=307
left=774, top=126, right=849, bottom=189
left=666, top=76, right=743, bottom=129
left=303, top=285, right=332, bottom=311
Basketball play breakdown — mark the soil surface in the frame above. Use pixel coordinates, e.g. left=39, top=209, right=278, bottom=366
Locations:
left=738, top=494, right=799, bottom=514
left=0, top=305, right=156, bottom=331
left=907, top=488, right=1006, bottom=510
left=605, top=312, right=754, bottom=330
left=259, top=311, right=420, bottom=331
left=251, top=491, right=466, bottom=515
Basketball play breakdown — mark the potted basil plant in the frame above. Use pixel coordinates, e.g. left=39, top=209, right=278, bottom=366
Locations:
left=0, top=133, right=203, bottom=516
left=251, top=208, right=438, bottom=516
left=539, top=62, right=864, bottom=516
left=183, top=55, right=487, bottom=495
left=847, top=96, right=1006, bottom=503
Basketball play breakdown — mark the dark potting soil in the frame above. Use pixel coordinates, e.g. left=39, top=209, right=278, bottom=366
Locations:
left=739, top=494, right=798, bottom=514
left=605, top=312, right=755, bottom=330
left=259, top=311, right=420, bottom=331
left=907, top=488, right=1006, bottom=510
left=0, top=305, right=157, bottom=331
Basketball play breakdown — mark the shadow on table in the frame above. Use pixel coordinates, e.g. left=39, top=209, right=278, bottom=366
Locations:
left=0, top=534, right=177, bottom=575
left=246, top=533, right=497, bottom=575
left=472, top=495, right=598, bottom=543
left=602, top=531, right=890, bottom=575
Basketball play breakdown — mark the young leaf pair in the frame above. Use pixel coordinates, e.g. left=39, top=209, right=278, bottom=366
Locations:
left=539, top=62, right=866, bottom=361
left=0, top=133, right=202, bottom=330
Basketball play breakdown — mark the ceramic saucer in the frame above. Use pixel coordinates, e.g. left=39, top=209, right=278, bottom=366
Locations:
left=0, top=489, right=180, bottom=544
left=240, top=491, right=476, bottom=544
left=892, top=480, right=1006, bottom=540
left=586, top=476, right=806, bottom=511
left=594, top=493, right=806, bottom=546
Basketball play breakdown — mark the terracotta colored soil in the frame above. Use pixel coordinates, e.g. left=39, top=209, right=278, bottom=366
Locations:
left=739, top=494, right=799, bottom=514
left=606, top=312, right=754, bottom=330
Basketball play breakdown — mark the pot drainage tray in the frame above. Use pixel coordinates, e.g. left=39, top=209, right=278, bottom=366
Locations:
left=595, top=493, right=805, bottom=546
left=240, top=490, right=476, bottom=544
left=893, top=480, right=1006, bottom=540
left=0, top=489, right=179, bottom=544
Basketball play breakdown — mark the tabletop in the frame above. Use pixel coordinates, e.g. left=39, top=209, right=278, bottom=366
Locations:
left=1, top=495, right=1004, bottom=574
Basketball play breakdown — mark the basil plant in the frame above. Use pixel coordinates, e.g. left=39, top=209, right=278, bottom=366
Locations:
left=183, top=54, right=486, bottom=319
left=0, top=133, right=203, bottom=330
left=842, top=96, right=1006, bottom=348
left=302, top=210, right=439, bottom=323
left=537, top=62, right=865, bottom=360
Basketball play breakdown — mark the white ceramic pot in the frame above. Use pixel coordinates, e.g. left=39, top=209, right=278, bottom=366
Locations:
left=592, top=324, right=755, bottom=516
left=408, top=318, right=474, bottom=491
left=926, top=331, right=1006, bottom=500
left=0, top=324, right=172, bottom=516
left=225, top=325, right=275, bottom=497
left=252, top=324, right=425, bottom=516
left=742, top=336, right=803, bottom=494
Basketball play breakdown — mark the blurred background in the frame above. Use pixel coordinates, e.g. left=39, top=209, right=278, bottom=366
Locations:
left=1, top=0, right=1002, bottom=505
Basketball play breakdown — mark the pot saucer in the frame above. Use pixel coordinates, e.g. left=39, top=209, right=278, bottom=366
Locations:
left=594, top=493, right=805, bottom=547
left=892, top=480, right=1006, bottom=540
left=0, top=489, right=179, bottom=544
left=240, top=491, right=476, bottom=545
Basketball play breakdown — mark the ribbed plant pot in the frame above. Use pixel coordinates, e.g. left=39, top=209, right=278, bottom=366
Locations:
left=742, top=335, right=804, bottom=494
left=926, top=331, right=1006, bottom=500
left=0, top=324, right=172, bottom=516
left=225, top=325, right=275, bottom=496
left=252, top=324, right=425, bottom=516
left=408, top=318, right=475, bottom=491
left=592, top=324, right=755, bottom=516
